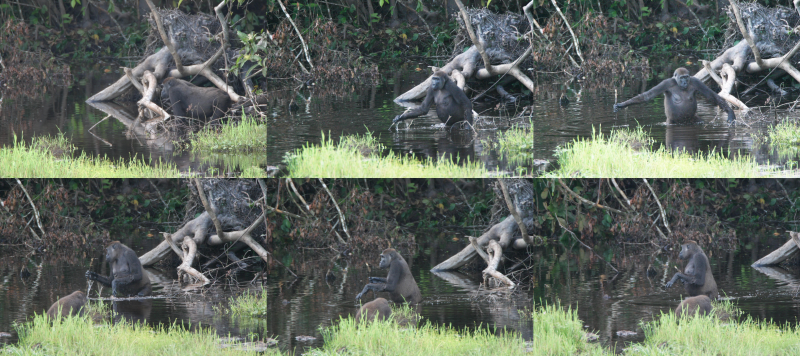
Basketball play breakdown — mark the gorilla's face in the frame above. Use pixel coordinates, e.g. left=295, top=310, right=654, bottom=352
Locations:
left=676, top=74, right=689, bottom=89
left=431, top=76, right=444, bottom=91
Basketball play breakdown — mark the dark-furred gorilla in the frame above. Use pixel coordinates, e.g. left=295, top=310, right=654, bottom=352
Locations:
left=86, top=241, right=152, bottom=297
left=356, top=248, right=422, bottom=304
left=665, top=241, right=718, bottom=299
left=675, top=295, right=712, bottom=318
left=46, top=291, right=88, bottom=319
left=393, top=71, right=473, bottom=126
left=355, top=297, right=392, bottom=323
left=613, top=67, right=735, bottom=125
left=160, top=77, right=232, bottom=122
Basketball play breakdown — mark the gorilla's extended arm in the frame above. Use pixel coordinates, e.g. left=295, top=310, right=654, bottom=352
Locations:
left=393, top=87, right=435, bottom=124
left=691, top=77, right=736, bottom=124
left=355, top=283, right=386, bottom=301
left=613, top=79, right=676, bottom=112
left=665, top=255, right=707, bottom=288
left=85, top=271, right=113, bottom=287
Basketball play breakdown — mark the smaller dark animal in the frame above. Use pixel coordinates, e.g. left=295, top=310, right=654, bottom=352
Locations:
left=613, top=67, right=735, bottom=125
left=393, top=71, right=473, bottom=126
left=160, top=77, right=232, bottom=122
left=665, top=241, right=718, bottom=299
left=354, top=297, right=392, bottom=323
left=86, top=241, right=152, bottom=297
left=675, top=295, right=712, bottom=318
left=46, top=291, right=88, bottom=319
left=356, top=248, right=422, bottom=304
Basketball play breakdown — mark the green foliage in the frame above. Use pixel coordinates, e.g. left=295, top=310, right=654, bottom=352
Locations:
left=189, top=113, right=267, bottom=153
left=217, top=287, right=269, bottom=318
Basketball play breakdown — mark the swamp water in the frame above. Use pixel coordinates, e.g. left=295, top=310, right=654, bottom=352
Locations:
left=534, top=234, right=800, bottom=352
left=0, top=69, right=267, bottom=175
left=268, top=70, right=800, bottom=173
left=0, top=233, right=532, bottom=354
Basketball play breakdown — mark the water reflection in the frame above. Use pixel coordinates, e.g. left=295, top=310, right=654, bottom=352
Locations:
left=0, top=70, right=266, bottom=175
left=533, top=238, right=800, bottom=351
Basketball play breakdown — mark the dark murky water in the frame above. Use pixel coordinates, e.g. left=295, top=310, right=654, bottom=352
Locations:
left=0, top=69, right=267, bottom=175
left=267, top=69, right=800, bottom=173
left=533, top=234, right=800, bottom=352
left=0, top=234, right=532, bottom=354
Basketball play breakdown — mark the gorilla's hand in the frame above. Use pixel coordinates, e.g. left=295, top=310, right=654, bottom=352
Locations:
left=111, top=280, right=120, bottom=297
left=355, top=291, right=364, bottom=301
left=85, top=271, right=98, bottom=281
left=392, top=115, right=403, bottom=124
left=613, top=103, right=623, bottom=113
left=665, top=280, right=675, bottom=288
left=727, top=112, right=736, bottom=126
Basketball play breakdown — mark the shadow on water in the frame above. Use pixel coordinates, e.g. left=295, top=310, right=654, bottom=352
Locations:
left=0, top=70, right=266, bottom=175
left=0, top=234, right=532, bottom=354
left=267, top=69, right=800, bottom=173
left=533, top=233, right=800, bottom=352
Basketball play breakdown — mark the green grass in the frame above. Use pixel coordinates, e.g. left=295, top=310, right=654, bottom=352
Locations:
left=217, top=287, right=269, bottom=318
left=309, top=312, right=527, bottom=355
left=532, top=302, right=606, bottom=356
left=768, top=119, right=800, bottom=147
left=285, top=132, right=491, bottom=177
left=190, top=114, right=267, bottom=153
left=548, top=127, right=764, bottom=177
left=0, top=134, right=180, bottom=178
left=492, top=119, right=534, bottom=159
left=4, top=313, right=278, bottom=355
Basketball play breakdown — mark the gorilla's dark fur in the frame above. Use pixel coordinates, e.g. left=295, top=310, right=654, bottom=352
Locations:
left=614, top=67, right=735, bottom=124
left=86, top=241, right=152, bottom=297
left=160, top=77, right=231, bottom=122
left=393, top=71, right=473, bottom=126
left=665, top=241, right=718, bottom=299
left=675, top=295, right=712, bottom=317
left=355, top=297, right=392, bottom=323
left=356, top=248, right=422, bottom=304
left=46, top=291, right=88, bottom=319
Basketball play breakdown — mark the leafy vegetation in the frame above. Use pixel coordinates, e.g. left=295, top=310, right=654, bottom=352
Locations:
left=189, top=114, right=267, bottom=153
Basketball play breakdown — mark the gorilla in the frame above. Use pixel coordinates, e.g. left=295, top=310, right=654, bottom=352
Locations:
left=160, top=77, right=232, bottom=122
left=356, top=248, right=421, bottom=304
left=675, top=295, right=712, bottom=318
left=393, top=71, right=473, bottom=126
left=86, top=241, right=152, bottom=297
left=613, top=67, right=735, bottom=125
left=46, top=291, right=88, bottom=319
left=355, top=297, right=392, bottom=323
left=665, top=240, right=718, bottom=299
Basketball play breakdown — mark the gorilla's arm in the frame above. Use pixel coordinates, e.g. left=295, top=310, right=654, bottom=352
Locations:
left=665, top=255, right=706, bottom=288
left=355, top=283, right=386, bottom=301
left=614, top=79, right=676, bottom=112
left=691, top=77, right=736, bottom=124
left=85, top=271, right=113, bottom=287
left=369, top=277, right=388, bottom=284
left=393, top=87, right=435, bottom=124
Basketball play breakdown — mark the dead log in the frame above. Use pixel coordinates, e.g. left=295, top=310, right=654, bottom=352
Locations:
left=751, top=231, right=800, bottom=267
left=483, top=240, right=515, bottom=288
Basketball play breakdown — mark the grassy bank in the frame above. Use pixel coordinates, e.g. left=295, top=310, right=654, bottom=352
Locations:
left=0, top=135, right=179, bottom=178
left=190, top=114, right=267, bottom=153
left=532, top=300, right=800, bottom=355
left=312, top=314, right=527, bottom=355
left=5, top=314, right=276, bottom=356
left=549, top=127, right=764, bottom=177
left=285, top=132, right=491, bottom=177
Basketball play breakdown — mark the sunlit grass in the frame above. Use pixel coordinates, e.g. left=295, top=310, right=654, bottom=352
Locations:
left=4, top=313, right=277, bottom=355
left=0, top=134, right=180, bottom=178
left=767, top=119, right=800, bottom=147
left=190, top=114, right=267, bottom=153
left=285, top=132, right=491, bottom=177
left=309, top=311, right=526, bottom=355
left=548, top=127, right=764, bottom=177
left=493, top=119, right=533, bottom=159
left=532, top=302, right=606, bottom=356
left=217, top=287, right=269, bottom=318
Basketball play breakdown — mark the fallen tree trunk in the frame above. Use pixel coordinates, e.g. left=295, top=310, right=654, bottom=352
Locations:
left=752, top=231, right=800, bottom=267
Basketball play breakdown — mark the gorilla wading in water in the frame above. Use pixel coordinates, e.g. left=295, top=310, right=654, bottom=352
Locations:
left=356, top=248, right=422, bottom=304
left=86, top=241, right=152, bottom=297
left=613, top=67, right=736, bottom=125
left=161, top=77, right=232, bottom=122
left=393, top=71, right=473, bottom=127
left=665, top=241, right=718, bottom=299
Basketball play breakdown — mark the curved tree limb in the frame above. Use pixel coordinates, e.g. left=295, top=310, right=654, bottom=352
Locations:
left=498, top=179, right=532, bottom=245
left=145, top=0, right=185, bottom=76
